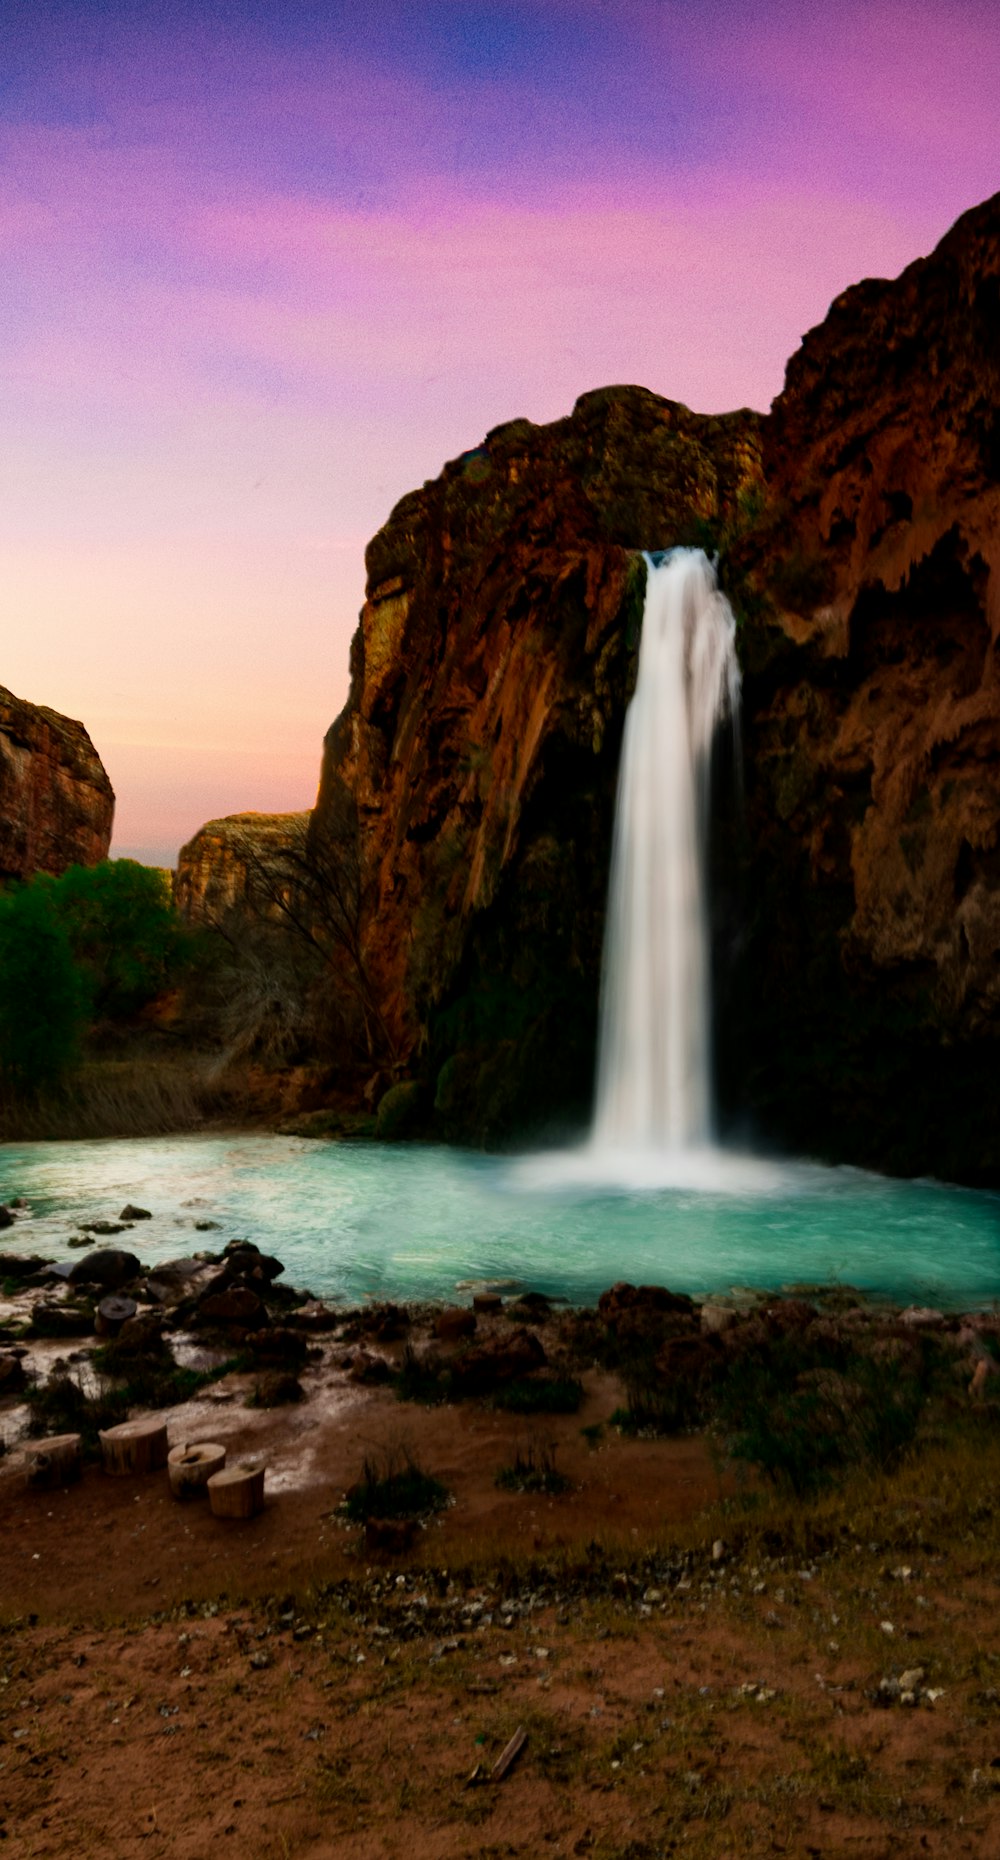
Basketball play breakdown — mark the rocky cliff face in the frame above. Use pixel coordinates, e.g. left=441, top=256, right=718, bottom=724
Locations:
left=721, top=191, right=1000, bottom=1177
left=311, top=388, right=762, bottom=1137
left=186, top=191, right=999, bottom=1177
left=174, top=812, right=311, bottom=926
left=0, top=686, right=114, bottom=881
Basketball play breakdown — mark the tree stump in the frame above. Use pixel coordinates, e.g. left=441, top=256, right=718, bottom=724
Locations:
left=95, top=1294, right=138, bottom=1338
left=25, top=1433, right=82, bottom=1490
left=168, top=1441, right=226, bottom=1500
left=99, top=1415, right=169, bottom=1475
left=207, top=1461, right=266, bottom=1519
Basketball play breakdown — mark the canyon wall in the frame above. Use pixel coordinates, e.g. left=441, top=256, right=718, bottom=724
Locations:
left=0, top=686, right=114, bottom=882
left=311, top=390, right=762, bottom=1139
left=180, top=189, right=1000, bottom=1177
left=174, top=812, right=311, bottom=927
left=723, top=190, right=1000, bottom=1177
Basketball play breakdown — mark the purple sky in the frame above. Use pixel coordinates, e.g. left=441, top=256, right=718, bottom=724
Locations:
left=3, top=0, right=998, bottom=864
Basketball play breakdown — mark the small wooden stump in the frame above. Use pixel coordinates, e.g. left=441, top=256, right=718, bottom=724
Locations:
left=99, top=1415, right=169, bottom=1476
left=95, top=1294, right=138, bottom=1338
left=473, top=1293, right=503, bottom=1315
left=168, top=1441, right=226, bottom=1500
left=25, top=1433, right=82, bottom=1490
left=207, top=1461, right=266, bottom=1519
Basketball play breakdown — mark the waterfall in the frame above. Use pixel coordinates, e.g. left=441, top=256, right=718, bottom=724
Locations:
left=592, top=548, right=740, bottom=1153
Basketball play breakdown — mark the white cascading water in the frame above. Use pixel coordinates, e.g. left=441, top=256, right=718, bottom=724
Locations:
left=591, top=548, right=741, bottom=1153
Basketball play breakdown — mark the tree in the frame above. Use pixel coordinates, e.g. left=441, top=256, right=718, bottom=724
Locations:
left=48, top=859, right=187, bottom=1018
left=0, top=884, right=84, bottom=1093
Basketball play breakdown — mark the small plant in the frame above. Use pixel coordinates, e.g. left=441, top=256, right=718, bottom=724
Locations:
left=341, top=1445, right=449, bottom=1522
left=495, top=1440, right=570, bottom=1495
left=493, top=1375, right=584, bottom=1415
left=25, top=1372, right=128, bottom=1450
left=612, top=1343, right=705, bottom=1436
left=580, top=1422, right=603, bottom=1449
left=394, top=1344, right=453, bottom=1406
left=715, top=1338, right=931, bottom=1498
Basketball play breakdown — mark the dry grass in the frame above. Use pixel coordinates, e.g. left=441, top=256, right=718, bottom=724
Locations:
left=0, top=1053, right=246, bottom=1139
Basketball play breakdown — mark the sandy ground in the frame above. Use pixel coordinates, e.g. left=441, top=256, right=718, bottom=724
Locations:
left=4, top=1311, right=1000, bottom=1856
left=3, top=1362, right=1000, bottom=1857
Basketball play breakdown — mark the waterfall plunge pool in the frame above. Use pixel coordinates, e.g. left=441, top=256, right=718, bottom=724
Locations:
left=2, top=1132, right=1000, bottom=1311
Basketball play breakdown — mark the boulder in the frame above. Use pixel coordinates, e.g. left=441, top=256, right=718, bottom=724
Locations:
left=598, top=1283, right=696, bottom=1326
left=434, top=1308, right=477, bottom=1344
left=0, top=1253, right=53, bottom=1280
left=197, top=1286, right=269, bottom=1329
left=0, top=1353, right=27, bottom=1395
left=68, top=1248, right=141, bottom=1289
left=449, top=1326, right=547, bottom=1397
left=119, top=1204, right=152, bottom=1221
left=250, top=1372, right=304, bottom=1407
left=0, top=1207, right=13, bottom=1231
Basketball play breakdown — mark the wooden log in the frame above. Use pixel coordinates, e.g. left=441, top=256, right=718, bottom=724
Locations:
left=25, top=1433, right=82, bottom=1490
left=168, top=1441, right=226, bottom=1500
left=99, top=1415, right=169, bottom=1476
left=207, top=1461, right=266, bottom=1519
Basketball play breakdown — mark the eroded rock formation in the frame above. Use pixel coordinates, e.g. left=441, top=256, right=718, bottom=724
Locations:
left=724, top=190, right=1000, bottom=1177
left=174, top=812, right=310, bottom=926
left=185, top=190, right=1000, bottom=1177
left=312, top=389, right=762, bottom=1137
left=0, top=686, right=114, bottom=880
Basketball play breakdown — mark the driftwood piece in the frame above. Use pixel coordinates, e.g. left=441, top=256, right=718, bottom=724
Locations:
left=168, top=1441, right=226, bottom=1499
left=25, top=1433, right=82, bottom=1490
left=490, top=1726, right=527, bottom=1782
left=207, top=1461, right=266, bottom=1519
left=467, top=1726, right=528, bottom=1788
left=99, top=1415, right=169, bottom=1476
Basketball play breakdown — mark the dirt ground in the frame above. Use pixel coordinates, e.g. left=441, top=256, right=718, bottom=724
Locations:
left=4, top=1343, right=1000, bottom=1859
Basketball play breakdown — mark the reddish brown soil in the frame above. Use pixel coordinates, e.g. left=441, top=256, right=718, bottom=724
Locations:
left=4, top=1346, right=1000, bottom=1856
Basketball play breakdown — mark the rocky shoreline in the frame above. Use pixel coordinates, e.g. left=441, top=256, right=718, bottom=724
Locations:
left=3, top=1191, right=999, bottom=1503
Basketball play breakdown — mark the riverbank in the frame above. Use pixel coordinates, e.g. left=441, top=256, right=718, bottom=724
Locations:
left=5, top=1223, right=1000, bottom=1853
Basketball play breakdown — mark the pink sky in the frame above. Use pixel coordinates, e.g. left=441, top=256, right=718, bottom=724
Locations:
left=2, top=1, right=998, bottom=863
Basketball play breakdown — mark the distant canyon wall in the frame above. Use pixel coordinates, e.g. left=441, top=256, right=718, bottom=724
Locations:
left=0, top=686, right=114, bottom=882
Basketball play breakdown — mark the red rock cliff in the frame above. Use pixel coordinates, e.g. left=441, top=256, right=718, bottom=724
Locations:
left=0, top=686, right=114, bottom=881
left=311, top=387, right=762, bottom=1132
left=724, top=190, right=1000, bottom=1175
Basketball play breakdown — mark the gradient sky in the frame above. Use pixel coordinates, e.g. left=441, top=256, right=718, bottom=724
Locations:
left=2, top=0, right=998, bottom=864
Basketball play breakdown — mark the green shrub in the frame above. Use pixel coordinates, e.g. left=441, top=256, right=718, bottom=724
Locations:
left=49, top=859, right=188, bottom=1018
left=0, top=885, right=84, bottom=1092
left=341, top=1446, right=449, bottom=1521
left=394, top=1345, right=453, bottom=1405
left=495, top=1440, right=569, bottom=1495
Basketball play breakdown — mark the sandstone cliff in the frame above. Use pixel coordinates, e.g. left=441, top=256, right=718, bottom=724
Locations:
left=184, top=190, right=1000, bottom=1178
left=174, top=812, right=311, bottom=926
left=723, top=190, right=1000, bottom=1177
left=311, top=389, right=762, bottom=1137
left=0, top=686, right=114, bottom=881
